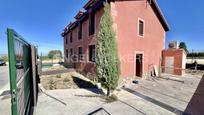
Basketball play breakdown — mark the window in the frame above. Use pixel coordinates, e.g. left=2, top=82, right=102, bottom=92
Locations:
left=89, top=12, right=95, bottom=36
left=70, top=32, right=73, bottom=43
left=89, top=45, right=95, bottom=62
left=69, top=48, right=73, bottom=61
left=78, top=23, right=82, bottom=40
left=70, top=48, right=73, bottom=57
left=78, top=47, right=83, bottom=61
left=66, top=49, right=68, bottom=58
left=65, top=36, right=68, bottom=44
left=138, top=19, right=144, bottom=37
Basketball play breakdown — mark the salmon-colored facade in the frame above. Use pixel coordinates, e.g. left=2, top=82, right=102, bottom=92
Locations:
left=62, top=0, right=169, bottom=78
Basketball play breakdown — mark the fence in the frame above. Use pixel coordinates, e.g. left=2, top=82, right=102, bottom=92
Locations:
left=7, top=28, right=39, bottom=115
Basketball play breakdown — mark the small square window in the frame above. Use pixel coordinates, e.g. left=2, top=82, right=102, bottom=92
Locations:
left=138, top=20, right=144, bottom=37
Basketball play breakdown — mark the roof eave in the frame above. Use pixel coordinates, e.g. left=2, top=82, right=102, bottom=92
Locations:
left=83, top=0, right=96, bottom=10
left=151, top=0, right=170, bottom=31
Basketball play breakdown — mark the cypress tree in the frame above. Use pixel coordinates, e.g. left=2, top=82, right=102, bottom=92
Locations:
left=96, top=2, right=120, bottom=96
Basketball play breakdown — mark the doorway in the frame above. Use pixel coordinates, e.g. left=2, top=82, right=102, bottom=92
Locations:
left=136, top=54, right=143, bottom=77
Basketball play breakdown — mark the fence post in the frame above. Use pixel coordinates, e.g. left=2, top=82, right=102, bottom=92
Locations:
left=7, top=28, right=18, bottom=115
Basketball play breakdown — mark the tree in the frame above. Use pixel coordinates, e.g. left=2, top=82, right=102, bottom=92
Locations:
left=0, top=56, right=8, bottom=62
left=96, top=2, right=120, bottom=96
left=179, top=42, right=188, bottom=53
left=48, top=50, right=62, bottom=59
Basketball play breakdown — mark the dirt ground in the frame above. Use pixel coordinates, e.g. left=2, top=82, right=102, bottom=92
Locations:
left=40, top=71, right=96, bottom=90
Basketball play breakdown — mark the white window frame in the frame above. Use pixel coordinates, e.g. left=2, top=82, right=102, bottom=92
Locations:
left=138, top=18, right=145, bottom=38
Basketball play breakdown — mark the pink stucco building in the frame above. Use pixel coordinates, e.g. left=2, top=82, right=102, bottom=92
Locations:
left=62, top=0, right=169, bottom=78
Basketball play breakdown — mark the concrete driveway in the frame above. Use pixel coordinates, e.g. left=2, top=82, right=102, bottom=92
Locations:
left=36, top=73, right=203, bottom=115
left=0, top=66, right=11, bottom=115
left=123, top=73, right=203, bottom=115
left=0, top=66, right=9, bottom=90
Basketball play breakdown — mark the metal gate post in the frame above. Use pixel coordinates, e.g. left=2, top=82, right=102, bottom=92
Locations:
left=7, top=28, right=18, bottom=115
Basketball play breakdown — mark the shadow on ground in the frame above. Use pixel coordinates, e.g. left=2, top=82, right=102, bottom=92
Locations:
left=183, top=75, right=204, bottom=115
left=72, top=76, right=103, bottom=95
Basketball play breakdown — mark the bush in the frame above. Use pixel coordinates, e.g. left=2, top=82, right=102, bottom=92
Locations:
left=63, top=77, right=70, bottom=82
left=63, top=63, right=74, bottom=68
left=48, top=78, right=56, bottom=90
left=56, top=75, right=61, bottom=78
left=1, top=56, right=8, bottom=62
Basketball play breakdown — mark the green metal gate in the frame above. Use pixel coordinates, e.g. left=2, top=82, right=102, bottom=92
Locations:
left=7, top=28, right=38, bottom=115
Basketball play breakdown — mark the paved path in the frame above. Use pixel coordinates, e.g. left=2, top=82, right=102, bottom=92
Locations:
left=36, top=73, right=203, bottom=115
left=0, top=66, right=9, bottom=90
left=0, top=66, right=11, bottom=115
left=126, top=73, right=203, bottom=115
left=36, top=89, right=176, bottom=115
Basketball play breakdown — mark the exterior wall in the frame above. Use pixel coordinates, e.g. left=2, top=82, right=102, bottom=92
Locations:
left=110, top=1, right=166, bottom=77
left=162, top=49, right=186, bottom=76
left=64, top=0, right=167, bottom=78
left=64, top=7, right=104, bottom=75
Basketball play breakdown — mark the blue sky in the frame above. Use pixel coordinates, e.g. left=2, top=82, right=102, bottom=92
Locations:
left=0, top=0, right=204, bottom=55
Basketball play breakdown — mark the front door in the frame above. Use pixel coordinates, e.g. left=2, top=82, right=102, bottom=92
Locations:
left=136, top=54, right=143, bottom=77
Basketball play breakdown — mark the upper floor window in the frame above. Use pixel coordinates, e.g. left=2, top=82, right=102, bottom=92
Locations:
left=78, top=23, right=82, bottom=40
left=66, top=49, right=68, bottom=58
left=89, top=12, right=95, bottom=36
left=70, top=32, right=73, bottom=43
left=88, top=45, right=96, bottom=62
left=65, top=36, right=68, bottom=44
left=78, top=47, right=83, bottom=61
left=69, top=48, right=73, bottom=61
left=138, top=19, right=144, bottom=37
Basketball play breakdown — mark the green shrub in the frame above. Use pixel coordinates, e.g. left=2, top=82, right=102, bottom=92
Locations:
left=56, top=75, right=61, bottom=78
left=63, top=77, right=70, bottom=82
left=63, top=63, right=74, bottom=68
left=48, top=78, right=56, bottom=90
